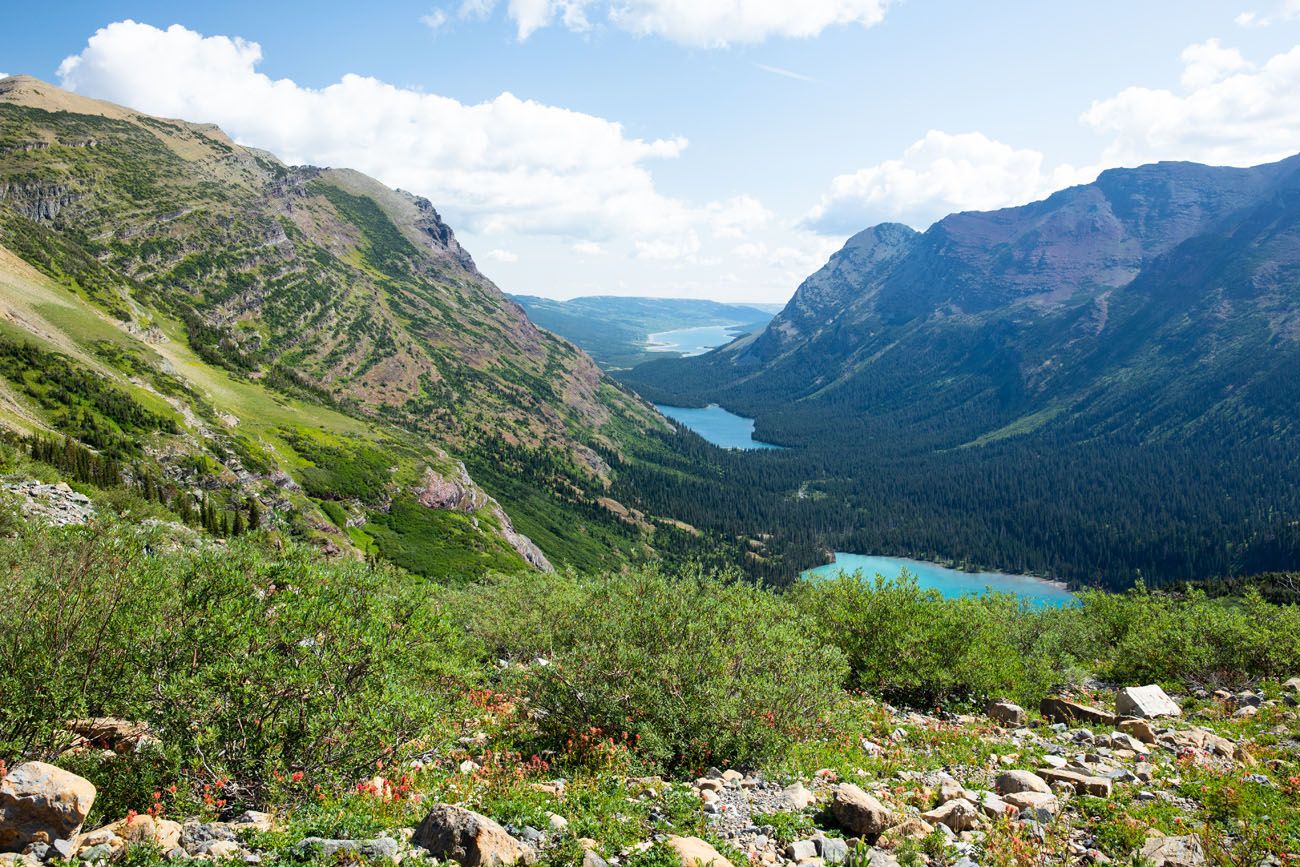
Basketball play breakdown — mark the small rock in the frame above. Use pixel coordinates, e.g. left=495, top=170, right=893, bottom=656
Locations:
left=1037, top=768, right=1111, bottom=797
left=814, top=838, right=848, bottom=864
left=986, top=700, right=1027, bottom=727
left=921, top=799, right=980, bottom=832
left=780, top=782, right=816, bottom=811
left=1040, top=697, right=1116, bottom=727
left=785, top=840, right=818, bottom=862
left=295, top=838, right=399, bottom=862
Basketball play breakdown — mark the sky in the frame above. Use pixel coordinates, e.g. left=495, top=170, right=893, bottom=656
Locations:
left=3, top=1, right=1300, bottom=304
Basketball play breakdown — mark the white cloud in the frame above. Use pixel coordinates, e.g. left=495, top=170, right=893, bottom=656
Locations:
left=1235, top=0, right=1300, bottom=27
left=54, top=20, right=744, bottom=252
left=469, top=0, right=889, bottom=45
left=1082, top=39, right=1300, bottom=168
left=803, top=131, right=1092, bottom=233
left=1178, top=38, right=1251, bottom=89
left=420, top=8, right=450, bottom=32
left=459, top=0, right=496, bottom=17
left=572, top=241, right=604, bottom=254
left=487, top=248, right=520, bottom=262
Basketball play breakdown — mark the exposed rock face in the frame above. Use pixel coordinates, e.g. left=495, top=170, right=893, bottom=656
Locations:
left=1116, top=685, right=1182, bottom=719
left=412, top=464, right=553, bottom=572
left=0, top=762, right=96, bottom=852
left=2, top=481, right=93, bottom=527
left=829, top=784, right=899, bottom=841
left=666, top=836, right=733, bottom=867
left=412, top=805, right=529, bottom=867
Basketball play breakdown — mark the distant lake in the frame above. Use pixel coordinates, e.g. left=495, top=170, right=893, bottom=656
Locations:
left=655, top=403, right=783, bottom=450
left=646, top=324, right=745, bottom=356
left=802, top=553, right=1075, bottom=607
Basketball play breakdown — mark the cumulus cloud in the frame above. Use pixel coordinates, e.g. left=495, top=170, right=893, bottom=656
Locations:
left=1082, top=39, right=1300, bottom=167
left=802, top=131, right=1091, bottom=233
left=487, top=248, right=520, bottom=262
left=470, top=0, right=889, bottom=45
left=572, top=241, right=604, bottom=254
left=54, top=20, right=752, bottom=252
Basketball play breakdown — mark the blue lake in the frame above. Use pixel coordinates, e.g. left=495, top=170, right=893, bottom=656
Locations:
left=802, top=553, right=1075, bottom=607
left=655, top=403, right=783, bottom=450
left=646, top=324, right=745, bottom=356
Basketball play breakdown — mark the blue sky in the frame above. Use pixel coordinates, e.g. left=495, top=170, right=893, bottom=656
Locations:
left=4, top=1, right=1300, bottom=302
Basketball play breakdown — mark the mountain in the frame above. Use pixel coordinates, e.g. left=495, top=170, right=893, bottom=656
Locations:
left=510, top=294, right=777, bottom=369
left=0, top=75, right=691, bottom=575
left=622, top=156, right=1300, bottom=586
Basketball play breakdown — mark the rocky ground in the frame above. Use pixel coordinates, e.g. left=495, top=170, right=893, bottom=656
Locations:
left=2, top=683, right=1298, bottom=867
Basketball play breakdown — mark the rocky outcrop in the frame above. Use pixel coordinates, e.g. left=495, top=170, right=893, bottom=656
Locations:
left=2, top=481, right=94, bottom=527
left=412, top=804, right=530, bottom=867
left=0, top=762, right=96, bottom=852
left=413, top=464, right=553, bottom=572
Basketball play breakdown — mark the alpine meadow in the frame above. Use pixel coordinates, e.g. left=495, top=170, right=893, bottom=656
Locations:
left=2, top=5, right=1300, bottom=867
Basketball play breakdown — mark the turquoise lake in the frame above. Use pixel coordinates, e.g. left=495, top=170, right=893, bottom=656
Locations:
left=655, top=403, right=783, bottom=450
left=803, top=553, right=1075, bottom=606
left=646, top=324, right=744, bottom=356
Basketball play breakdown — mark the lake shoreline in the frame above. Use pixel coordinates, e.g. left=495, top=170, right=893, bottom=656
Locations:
left=803, top=552, right=1075, bottom=606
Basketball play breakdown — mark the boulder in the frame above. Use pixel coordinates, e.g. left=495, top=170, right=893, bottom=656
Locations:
left=1116, top=686, right=1182, bottom=720
left=994, top=770, right=1051, bottom=796
left=0, top=762, right=96, bottom=852
left=1037, top=768, right=1112, bottom=797
left=921, top=799, right=980, bottom=832
left=1040, top=697, right=1116, bottom=727
left=829, top=785, right=899, bottom=841
left=986, top=701, right=1027, bottom=727
left=968, top=791, right=1014, bottom=820
left=1283, top=677, right=1300, bottom=694
left=193, top=840, right=241, bottom=860
left=666, top=836, right=733, bottom=867
left=1109, top=732, right=1148, bottom=753
left=1139, top=835, right=1206, bottom=866
left=413, top=805, right=528, bottom=867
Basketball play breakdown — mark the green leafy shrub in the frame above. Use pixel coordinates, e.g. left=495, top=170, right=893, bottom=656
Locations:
left=0, top=519, right=477, bottom=810
left=454, top=566, right=848, bottom=773
left=791, top=571, right=1076, bottom=707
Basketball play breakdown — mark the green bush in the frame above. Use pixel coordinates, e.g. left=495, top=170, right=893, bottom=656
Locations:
left=0, top=518, right=477, bottom=811
left=453, top=566, right=849, bottom=773
left=790, top=571, right=1078, bottom=707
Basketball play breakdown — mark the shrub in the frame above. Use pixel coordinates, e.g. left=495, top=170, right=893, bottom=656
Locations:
left=790, top=571, right=1076, bottom=708
left=453, top=566, right=849, bottom=773
left=0, top=518, right=477, bottom=809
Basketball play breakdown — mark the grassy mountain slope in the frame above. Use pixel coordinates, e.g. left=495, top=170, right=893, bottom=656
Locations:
left=0, top=75, right=683, bottom=576
left=510, top=294, right=776, bottom=369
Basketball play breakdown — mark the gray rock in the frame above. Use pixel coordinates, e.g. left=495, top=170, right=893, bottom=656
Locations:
left=785, top=840, right=818, bottom=862
left=815, top=837, right=848, bottom=864
left=1139, top=835, right=1206, bottom=866
left=986, top=701, right=1027, bottom=727
left=829, top=785, right=899, bottom=841
left=994, top=770, right=1051, bottom=795
left=1116, top=685, right=1182, bottom=719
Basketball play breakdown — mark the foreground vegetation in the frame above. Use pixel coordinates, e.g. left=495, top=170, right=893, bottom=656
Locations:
left=2, top=503, right=1298, bottom=863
